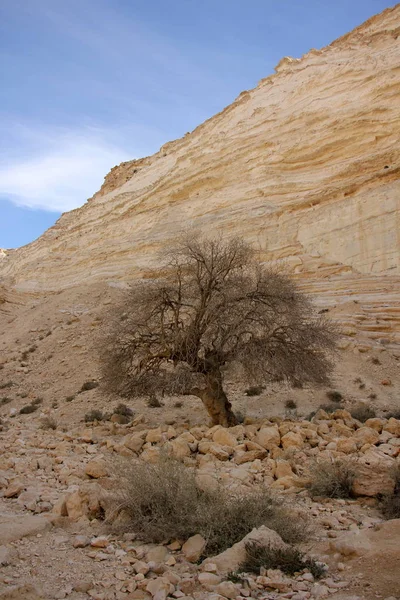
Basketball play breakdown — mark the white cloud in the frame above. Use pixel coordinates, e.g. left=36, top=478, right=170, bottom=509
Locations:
left=0, top=128, right=131, bottom=212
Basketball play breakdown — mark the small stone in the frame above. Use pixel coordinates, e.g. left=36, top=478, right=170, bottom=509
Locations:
left=73, top=535, right=91, bottom=548
left=91, top=536, right=110, bottom=548
left=182, top=534, right=207, bottom=562
left=85, top=459, right=108, bottom=479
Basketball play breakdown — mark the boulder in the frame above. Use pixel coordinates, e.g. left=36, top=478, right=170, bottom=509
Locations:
left=202, top=525, right=286, bottom=573
left=182, top=534, right=207, bottom=562
left=353, top=427, right=380, bottom=447
left=212, top=428, right=237, bottom=448
left=281, top=431, right=303, bottom=450
left=0, top=514, right=52, bottom=544
left=255, top=427, right=281, bottom=450
left=124, top=432, right=146, bottom=453
left=352, top=462, right=395, bottom=497
left=85, top=459, right=108, bottom=479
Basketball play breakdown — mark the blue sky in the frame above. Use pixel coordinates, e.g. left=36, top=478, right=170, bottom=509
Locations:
left=0, top=0, right=393, bottom=249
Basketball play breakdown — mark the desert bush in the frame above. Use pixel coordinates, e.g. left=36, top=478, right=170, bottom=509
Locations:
left=113, top=403, right=134, bottom=417
left=317, top=402, right=342, bottom=414
left=245, top=386, right=264, bottom=397
left=386, top=410, right=400, bottom=420
left=380, top=465, right=400, bottom=520
left=371, top=357, right=381, bottom=365
left=0, top=397, right=12, bottom=406
left=84, top=409, right=104, bottom=422
left=368, top=393, right=377, bottom=400
left=326, top=390, right=343, bottom=402
left=308, top=459, right=356, bottom=498
left=350, top=404, right=376, bottom=423
left=285, top=399, right=297, bottom=410
left=147, top=395, right=163, bottom=408
left=32, top=397, right=43, bottom=405
left=80, top=381, right=99, bottom=392
left=40, top=416, right=57, bottom=430
left=20, top=403, right=38, bottom=415
left=240, top=541, right=325, bottom=579
left=65, top=395, right=75, bottom=402
left=174, top=401, right=183, bottom=409
left=106, top=457, right=309, bottom=555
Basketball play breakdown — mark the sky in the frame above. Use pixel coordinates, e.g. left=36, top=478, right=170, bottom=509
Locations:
left=0, top=0, right=394, bottom=249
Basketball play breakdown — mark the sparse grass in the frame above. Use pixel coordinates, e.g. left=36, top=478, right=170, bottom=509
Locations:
left=147, top=395, right=163, bottom=408
left=350, top=404, right=376, bottom=423
left=368, top=393, right=377, bottom=400
left=285, top=399, right=297, bottom=410
left=0, top=381, right=13, bottom=389
left=371, top=357, right=381, bottom=365
left=326, top=390, right=343, bottom=402
left=84, top=409, right=104, bottom=422
left=40, top=416, right=57, bottom=430
left=380, top=465, right=400, bottom=520
left=20, top=403, right=39, bottom=415
left=245, top=386, right=264, bottom=397
left=106, top=457, right=310, bottom=555
left=0, top=397, right=12, bottom=406
left=354, top=377, right=363, bottom=384
left=308, top=459, right=356, bottom=499
left=79, top=381, right=99, bottom=392
left=359, top=383, right=366, bottom=390
left=240, top=541, right=325, bottom=579
left=32, top=397, right=43, bottom=406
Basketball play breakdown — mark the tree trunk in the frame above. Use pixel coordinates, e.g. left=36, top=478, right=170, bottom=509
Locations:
left=192, top=370, right=238, bottom=427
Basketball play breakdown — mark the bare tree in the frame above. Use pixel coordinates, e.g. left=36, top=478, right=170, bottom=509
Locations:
left=100, top=237, right=336, bottom=427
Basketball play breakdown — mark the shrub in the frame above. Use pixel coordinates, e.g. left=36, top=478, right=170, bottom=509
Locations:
left=32, top=397, right=43, bottom=406
left=80, top=381, right=99, bottom=392
left=240, top=541, right=325, bottom=579
left=20, top=403, right=38, bottom=414
left=368, top=393, right=377, bottom=400
left=40, top=416, right=57, bottom=430
left=113, top=403, right=134, bottom=417
left=371, top=357, right=381, bottom=365
left=308, top=459, right=356, bottom=498
left=0, top=397, right=12, bottom=406
left=380, top=465, right=400, bottom=520
left=84, top=409, right=104, bottom=422
left=106, top=457, right=309, bottom=555
left=350, top=404, right=376, bottom=423
left=0, top=381, right=13, bottom=389
left=174, top=401, right=183, bottom=409
left=65, top=395, right=75, bottom=402
left=147, top=395, right=163, bottom=408
left=245, top=386, right=264, bottom=397
left=386, top=410, right=400, bottom=420
left=326, top=390, right=343, bottom=402
left=285, top=399, right=297, bottom=410
left=317, top=402, right=342, bottom=414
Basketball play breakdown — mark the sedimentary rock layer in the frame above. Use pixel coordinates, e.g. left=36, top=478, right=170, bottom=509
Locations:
left=0, top=5, right=399, bottom=345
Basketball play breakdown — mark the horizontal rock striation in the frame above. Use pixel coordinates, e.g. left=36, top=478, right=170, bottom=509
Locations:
left=0, top=6, right=399, bottom=346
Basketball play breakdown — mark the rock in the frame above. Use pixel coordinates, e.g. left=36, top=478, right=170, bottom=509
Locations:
left=169, top=438, right=191, bottom=460
left=65, top=490, right=87, bottom=520
left=146, top=545, right=169, bottom=563
left=336, top=438, right=358, bottom=454
left=124, top=432, right=146, bottom=453
left=281, top=431, right=303, bottom=450
left=146, top=577, right=174, bottom=600
left=256, top=426, right=281, bottom=450
left=0, top=514, right=52, bottom=544
left=91, top=535, right=109, bottom=547
left=198, top=573, right=222, bottom=588
left=182, top=534, right=207, bottom=562
left=212, top=428, right=237, bottom=447
left=353, top=427, right=380, bottom=446
left=384, top=418, right=400, bottom=436
left=202, top=525, right=287, bottom=573
left=85, top=459, right=108, bottom=478
left=364, top=418, right=384, bottom=432
left=73, top=535, right=91, bottom=548
left=0, top=546, right=16, bottom=566
left=275, top=460, right=294, bottom=478
left=4, top=479, right=24, bottom=498
left=352, top=462, right=395, bottom=496
left=215, top=581, right=238, bottom=598
left=146, top=428, right=163, bottom=444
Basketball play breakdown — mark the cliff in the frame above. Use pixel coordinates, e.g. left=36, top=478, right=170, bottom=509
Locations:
left=0, top=5, right=399, bottom=347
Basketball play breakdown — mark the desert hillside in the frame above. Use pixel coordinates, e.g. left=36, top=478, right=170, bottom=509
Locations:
left=0, top=6, right=400, bottom=600
left=0, top=5, right=399, bottom=349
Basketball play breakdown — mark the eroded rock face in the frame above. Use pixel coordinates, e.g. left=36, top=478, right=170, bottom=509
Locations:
left=1, top=6, right=399, bottom=346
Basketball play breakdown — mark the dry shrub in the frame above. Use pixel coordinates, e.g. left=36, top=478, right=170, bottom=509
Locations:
left=147, top=395, right=163, bottom=408
left=245, top=386, right=264, bottom=397
left=381, top=464, right=400, bottom=520
left=317, top=402, right=342, bottom=414
left=0, top=397, right=12, bottom=406
left=84, top=409, right=104, bottom=422
left=0, top=381, right=13, bottom=390
left=241, top=541, right=325, bottom=579
left=106, top=457, right=309, bottom=555
left=113, top=403, right=134, bottom=417
left=350, top=404, right=376, bottom=423
left=285, top=399, right=297, bottom=410
left=326, top=390, right=343, bottom=402
left=40, top=416, right=57, bottom=430
left=308, top=459, right=356, bottom=499
left=80, top=381, right=99, bottom=393
left=19, top=403, right=38, bottom=415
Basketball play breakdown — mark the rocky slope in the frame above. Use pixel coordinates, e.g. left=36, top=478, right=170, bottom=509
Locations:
left=0, top=5, right=399, bottom=348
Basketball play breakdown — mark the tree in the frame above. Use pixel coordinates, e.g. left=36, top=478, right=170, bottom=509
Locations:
left=100, top=237, right=336, bottom=427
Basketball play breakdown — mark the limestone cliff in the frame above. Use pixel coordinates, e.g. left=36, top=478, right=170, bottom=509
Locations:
left=0, top=5, right=399, bottom=347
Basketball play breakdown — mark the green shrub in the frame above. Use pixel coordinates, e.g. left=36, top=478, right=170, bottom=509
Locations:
left=106, top=458, right=310, bottom=555
left=308, top=459, right=356, bottom=499
left=350, top=404, right=376, bottom=423
left=240, top=541, right=325, bottom=579
left=326, top=390, right=343, bottom=402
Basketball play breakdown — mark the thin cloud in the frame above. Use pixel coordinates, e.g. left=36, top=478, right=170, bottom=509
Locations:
left=0, top=127, right=131, bottom=212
